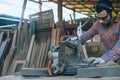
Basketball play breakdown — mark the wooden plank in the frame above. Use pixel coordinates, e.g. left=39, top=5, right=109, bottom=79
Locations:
left=1, top=75, right=120, bottom=80
left=20, top=20, right=29, bottom=53
left=0, top=39, right=10, bottom=60
left=2, top=31, right=17, bottom=75
left=36, top=33, right=45, bottom=68
left=0, top=32, right=4, bottom=46
left=42, top=37, right=50, bottom=68
left=34, top=44, right=40, bottom=68
left=24, top=20, right=29, bottom=51
left=7, top=30, right=10, bottom=39
left=29, top=21, right=36, bottom=41
left=0, top=39, right=10, bottom=75
left=36, top=43, right=44, bottom=68
left=55, top=28, right=61, bottom=46
left=25, top=35, right=35, bottom=67
left=39, top=42, right=47, bottom=68
left=51, top=29, right=56, bottom=48
left=2, top=47, right=15, bottom=75
left=2, top=46, right=15, bottom=76
left=82, top=45, right=88, bottom=59
left=2, top=53, right=10, bottom=76
left=77, top=66, right=120, bottom=78
left=19, top=28, right=24, bottom=50
left=29, top=41, right=37, bottom=68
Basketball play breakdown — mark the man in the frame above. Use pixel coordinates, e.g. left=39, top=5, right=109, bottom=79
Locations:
left=79, top=0, right=120, bottom=64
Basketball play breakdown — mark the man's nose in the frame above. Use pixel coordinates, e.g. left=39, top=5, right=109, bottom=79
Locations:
left=99, top=19, right=104, bottom=23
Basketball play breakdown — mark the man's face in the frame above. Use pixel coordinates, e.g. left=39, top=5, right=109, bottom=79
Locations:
left=95, top=10, right=111, bottom=27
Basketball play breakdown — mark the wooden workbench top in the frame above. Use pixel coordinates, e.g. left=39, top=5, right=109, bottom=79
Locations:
left=0, top=75, right=120, bottom=80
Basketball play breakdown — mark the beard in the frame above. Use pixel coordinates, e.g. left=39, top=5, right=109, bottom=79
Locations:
left=102, top=20, right=113, bottom=28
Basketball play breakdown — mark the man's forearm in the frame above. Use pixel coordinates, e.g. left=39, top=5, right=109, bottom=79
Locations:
left=101, top=40, right=120, bottom=62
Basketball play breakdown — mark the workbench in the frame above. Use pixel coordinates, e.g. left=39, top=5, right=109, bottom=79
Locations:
left=0, top=75, right=120, bottom=80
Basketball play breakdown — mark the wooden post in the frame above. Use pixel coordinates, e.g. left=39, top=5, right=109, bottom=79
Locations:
left=18, top=0, right=27, bottom=30
left=56, top=0, right=63, bottom=45
left=17, top=0, right=27, bottom=50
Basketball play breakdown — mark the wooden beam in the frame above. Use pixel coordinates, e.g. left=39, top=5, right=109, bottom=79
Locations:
left=18, top=0, right=27, bottom=30
left=17, top=0, right=27, bottom=50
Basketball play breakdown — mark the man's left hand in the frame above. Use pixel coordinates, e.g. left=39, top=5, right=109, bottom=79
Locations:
left=85, top=57, right=105, bottom=65
left=92, top=57, right=105, bottom=65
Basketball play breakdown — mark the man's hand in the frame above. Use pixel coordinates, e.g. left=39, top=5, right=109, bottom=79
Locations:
left=92, top=57, right=105, bottom=65
left=85, top=57, right=105, bottom=65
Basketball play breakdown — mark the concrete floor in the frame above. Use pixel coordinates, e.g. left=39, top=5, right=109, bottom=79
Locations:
left=0, top=75, right=120, bottom=80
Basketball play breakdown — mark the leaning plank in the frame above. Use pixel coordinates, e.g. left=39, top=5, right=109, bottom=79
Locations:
left=82, top=45, right=88, bottom=59
left=34, top=44, right=40, bottom=68
left=55, top=28, right=61, bottom=46
left=42, top=37, right=50, bottom=68
left=23, top=20, right=29, bottom=52
left=2, top=47, right=15, bottom=76
left=36, top=43, right=44, bottom=68
left=25, top=35, right=35, bottom=67
left=39, top=42, right=47, bottom=68
left=2, top=31, right=17, bottom=75
left=0, top=39, right=10, bottom=74
left=51, top=29, right=56, bottom=48
left=29, top=41, right=37, bottom=68
left=0, top=32, right=4, bottom=46
left=0, top=39, right=10, bottom=60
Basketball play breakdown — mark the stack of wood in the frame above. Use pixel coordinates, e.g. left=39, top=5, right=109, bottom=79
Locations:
left=0, top=29, right=15, bottom=76
left=0, top=9, right=61, bottom=76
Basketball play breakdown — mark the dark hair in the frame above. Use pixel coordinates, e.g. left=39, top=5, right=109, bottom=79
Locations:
left=94, top=0, right=113, bottom=13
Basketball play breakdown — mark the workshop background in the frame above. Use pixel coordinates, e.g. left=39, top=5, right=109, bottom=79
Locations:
left=0, top=0, right=120, bottom=79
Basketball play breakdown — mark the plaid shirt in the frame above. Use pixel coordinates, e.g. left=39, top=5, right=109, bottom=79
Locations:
left=80, top=14, right=120, bottom=62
